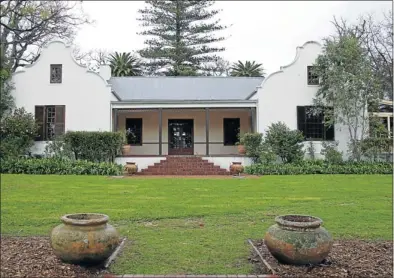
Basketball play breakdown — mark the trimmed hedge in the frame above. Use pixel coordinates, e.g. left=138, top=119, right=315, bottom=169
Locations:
left=245, top=161, right=393, bottom=175
left=1, top=158, right=123, bottom=176
left=63, top=131, right=124, bottom=163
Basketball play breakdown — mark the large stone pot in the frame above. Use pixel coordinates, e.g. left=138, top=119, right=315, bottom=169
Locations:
left=264, top=214, right=333, bottom=265
left=230, top=162, right=244, bottom=175
left=50, top=213, right=120, bottom=265
left=125, top=162, right=138, bottom=175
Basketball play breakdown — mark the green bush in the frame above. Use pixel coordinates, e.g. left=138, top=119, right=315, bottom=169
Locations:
left=239, top=132, right=263, bottom=163
left=321, top=141, right=343, bottom=164
left=1, top=158, right=123, bottom=175
left=265, top=122, right=305, bottom=163
left=0, top=108, right=37, bottom=158
left=245, top=160, right=392, bottom=175
left=63, top=131, right=124, bottom=163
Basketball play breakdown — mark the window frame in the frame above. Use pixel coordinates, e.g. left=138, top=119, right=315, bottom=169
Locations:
left=50, top=64, right=62, bottom=84
left=125, top=118, right=143, bottom=146
left=34, top=105, right=66, bottom=141
left=297, top=106, right=334, bottom=141
left=307, top=66, right=319, bottom=86
left=223, top=118, right=240, bottom=146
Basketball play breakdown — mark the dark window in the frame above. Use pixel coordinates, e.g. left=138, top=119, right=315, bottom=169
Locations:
left=297, top=106, right=334, bottom=141
left=125, top=118, right=142, bottom=145
left=223, top=118, right=240, bottom=145
left=50, top=64, right=62, bottom=83
left=307, top=66, right=319, bottom=85
left=34, top=105, right=66, bottom=141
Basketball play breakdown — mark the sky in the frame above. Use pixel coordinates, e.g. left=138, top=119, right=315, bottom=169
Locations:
left=74, top=1, right=392, bottom=75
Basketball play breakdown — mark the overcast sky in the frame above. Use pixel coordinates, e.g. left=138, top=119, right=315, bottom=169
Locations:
left=74, top=1, right=391, bottom=75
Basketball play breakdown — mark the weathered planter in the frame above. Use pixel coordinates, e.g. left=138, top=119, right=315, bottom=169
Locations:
left=230, top=162, right=244, bottom=175
left=121, top=145, right=131, bottom=155
left=125, top=162, right=138, bottom=175
left=237, top=144, right=246, bottom=155
left=264, top=214, right=332, bottom=265
left=50, top=213, right=120, bottom=265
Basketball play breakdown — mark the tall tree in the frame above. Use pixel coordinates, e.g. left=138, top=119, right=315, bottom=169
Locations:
left=0, top=0, right=91, bottom=72
left=331, top=11, right=393, bottom=100
left=230, top=60, right=265, bottom=77
left=312, top=34, right=382, bottom=161
left=200, top=56, right=230, bottom=76
left=73, top=47, right=110, bottom=72
left=137, top=0, right=228, bottom=76
left=108, top=52, right=142, bottom=77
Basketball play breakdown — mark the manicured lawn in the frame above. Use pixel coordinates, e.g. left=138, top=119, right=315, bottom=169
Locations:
left=1, top=174, right=392, bottom=274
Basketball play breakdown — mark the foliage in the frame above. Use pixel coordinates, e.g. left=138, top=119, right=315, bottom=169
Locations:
left=264, top=122, right=305, bottom=163
left=0, top=0, right=91, bottom=72
left=108, top=52, right=142, bottom=77
left=238, top=132, right=263, bottom=163
left=230, top=60, right=265, bottom=77
left=306, top=141, right=316, bottom=160
left=258, top=141, right=277, bottom=165
left=245, top=160, right=392, bottom=175
left=44, top=135, right=75, bottom=160
left=320, top=141, right=343, bottom=164
left=0, top=158, right=123, bottom=175
left=312, top=34, right=382, bottom=160
left=200, top=56, right=231, bottom=76
left=0, top=64, right=14, bottom=119
left=137, top=0, right=228, bottom=76
left=63, top=131, right=124, bottom=163
left=331, top=11, right=393, bottom=99
left=0, top=108, right=37, bottom=158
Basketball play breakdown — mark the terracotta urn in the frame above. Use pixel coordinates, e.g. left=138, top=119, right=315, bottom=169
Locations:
left=121, top=145, right=131, bottom=155
left=264, top=214, right=333, bottom=265
left=50, top=213, right=120, bottom=265
left=230, top=162, right=244, bottom=175
left=237, top=144, right=246, bottom=155
left=125, top=162, right=138, bottom=175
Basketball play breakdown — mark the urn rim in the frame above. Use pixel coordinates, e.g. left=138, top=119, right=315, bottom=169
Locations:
left=275, top=214, right=322, bottom=229
left=61, top=213, right=109, bottom=226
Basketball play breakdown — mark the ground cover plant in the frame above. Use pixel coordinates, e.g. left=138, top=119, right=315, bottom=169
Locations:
left=1, top=174, right=392, bottom=276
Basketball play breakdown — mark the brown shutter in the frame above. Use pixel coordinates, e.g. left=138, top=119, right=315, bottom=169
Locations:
left=54, top=105, right=65, bottom=137
left=34, top=106, right=45, bottom=141
left=297, top=106, right=306, bottom=139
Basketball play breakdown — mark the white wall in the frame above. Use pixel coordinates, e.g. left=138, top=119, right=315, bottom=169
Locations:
left=254, top=41, right=351, bottom=158
left=12, top=41, right=113, bottom=153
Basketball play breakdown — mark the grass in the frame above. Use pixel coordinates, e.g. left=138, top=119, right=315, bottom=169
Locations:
left=1, top=174, right=392, bottom=274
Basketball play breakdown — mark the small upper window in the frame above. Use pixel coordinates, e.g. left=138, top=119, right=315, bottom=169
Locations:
left=307, top=66, right=319, bottom=85
left=50, top=64, right=62, bottom=83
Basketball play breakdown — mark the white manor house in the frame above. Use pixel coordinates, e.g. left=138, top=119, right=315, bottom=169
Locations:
left=11, top=40, right=392, bottom=174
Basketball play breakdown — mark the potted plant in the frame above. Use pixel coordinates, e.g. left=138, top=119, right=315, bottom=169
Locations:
left=236, top=129, right=246, bottom=155
left=121, top=128, right=136, bottom=155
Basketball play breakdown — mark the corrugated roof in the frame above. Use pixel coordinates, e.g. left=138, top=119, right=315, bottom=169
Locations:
left=109, top=76, right=264, bottom=101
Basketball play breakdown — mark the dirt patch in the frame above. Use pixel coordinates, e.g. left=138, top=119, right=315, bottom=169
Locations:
left=250, top=239, right=393, bottom=278
left=1, top=236, right=107, bottom=278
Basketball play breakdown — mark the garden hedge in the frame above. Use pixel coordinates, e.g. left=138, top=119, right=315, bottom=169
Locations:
left=1, top=158, right=123, bottom=176
left=245, top=161, right=392, bottom=175
left=63, top=131, right=124, bottom=163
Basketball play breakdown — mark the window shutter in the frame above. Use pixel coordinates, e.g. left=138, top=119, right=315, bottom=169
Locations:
left=325, top=125, right=335, bottom=140
left=54, top=105, right=65, bottom=137
left=34, top=106, right=45, bottom=141
left=296, top=106, right=306, bottom=138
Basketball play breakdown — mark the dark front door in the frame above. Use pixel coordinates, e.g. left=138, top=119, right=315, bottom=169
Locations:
left=168, top=119, right=194, bottom=155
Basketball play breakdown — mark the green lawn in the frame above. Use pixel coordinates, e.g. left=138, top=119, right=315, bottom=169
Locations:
left=1, top=174, right=392, bottom=274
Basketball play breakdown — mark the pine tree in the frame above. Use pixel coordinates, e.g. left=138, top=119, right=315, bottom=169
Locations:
left=137, top=0, right=228, bottom=76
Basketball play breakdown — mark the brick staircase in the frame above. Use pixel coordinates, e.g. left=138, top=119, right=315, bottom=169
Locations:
left=139, top=156, right=230, bottom=175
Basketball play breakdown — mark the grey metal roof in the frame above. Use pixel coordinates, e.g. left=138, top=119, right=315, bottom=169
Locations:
left=108, top=76, right=264, bottom=101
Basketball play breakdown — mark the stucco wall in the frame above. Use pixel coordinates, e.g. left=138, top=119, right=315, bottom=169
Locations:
left=253, top=41, right=351, bottom=158
left=12, top=41, right=113, bottom=154
left=116, top=109, right=251, bottom=155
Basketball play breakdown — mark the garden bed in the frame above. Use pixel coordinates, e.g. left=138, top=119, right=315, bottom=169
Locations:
left=0, top=236, right=107, bottom=278
left=250, top=239, right=393, bottom=277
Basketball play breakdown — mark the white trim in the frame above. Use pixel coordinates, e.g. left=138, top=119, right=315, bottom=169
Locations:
left=373, top=112, right=393, bottom=117
left=111, top=101, right=257, bottom=109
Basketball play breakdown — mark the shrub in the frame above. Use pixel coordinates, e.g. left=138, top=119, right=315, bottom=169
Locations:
left=306, top=141, right=316, bottom=160
left=320, top=141, right=343, bottom=164
left=44, top=135, right=75, bottom=160
left=245, top=160, right=392, bottom=175
left=0, top=158, right=123, bottom=175
left=0, top=108, right=37, bottom=159
left=63, top=131, right=124, bottom=163
left=265, top=122, right=305, bottom=163
left=239, top=132, right=263, bottom=163
left=360, top=137, right=392, bottom=162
